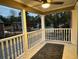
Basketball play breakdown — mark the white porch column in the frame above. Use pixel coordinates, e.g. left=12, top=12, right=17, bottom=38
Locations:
left=41, top=15, right=45, bottom=29
left=71, top=5, right=78, bottom=45
left=41, top=15, right=45, bottom=41
left=21, top=9, right=29, bottom=59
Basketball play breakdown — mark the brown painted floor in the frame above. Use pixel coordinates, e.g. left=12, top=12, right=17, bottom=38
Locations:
left=31, top=43, right=64, bottom=59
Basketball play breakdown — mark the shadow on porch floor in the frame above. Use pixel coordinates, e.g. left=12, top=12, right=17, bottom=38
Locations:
left=31, top=43, right=64, bottom=59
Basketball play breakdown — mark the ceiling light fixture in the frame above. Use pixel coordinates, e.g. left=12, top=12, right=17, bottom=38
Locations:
left=42, top=3, right=50, bottom=8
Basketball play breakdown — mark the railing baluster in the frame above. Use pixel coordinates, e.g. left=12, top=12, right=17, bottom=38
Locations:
left=56, top=29, right=57, bottom=40
left=54, top=29, right=56, bottom=40
left=14, top=38, right=17, bottom=58
left=69, top=29, right=72, bottom=41
left=49, top=30, right=50, bottom=40
left=58, top=28, right=60, bottom=40
left=68, top=29, right=70, bottom=42
left=57, top=29, right=58, bottom=40
left=52, top=29, right=53, bottom=39
left=18, top=37, right=20, bottom=56
left=59, top=29, right=60, bottom=40
left=46, top=30, right=47, bottom=40
left=20, top=36, right=22, bottom=54
left=66, top=29, right=68, bottom=41
left=1, top=42, right=5, bottom=59
left=16, top=37, right=19, bottom=56
left=67, top=29, right=68, bottom=41
left=22, top=36, right=24, bottom=52
left=61, top=29, right=63, bottom=41
left=10, top=39, right=14, bottom=59
left=6, top=40, right=10, bottom=59
left=65, top=29, right=66, bottom=41
left=64, top=29, right=65, bottom=41
left=68, top=29, right=69, bottom=41
left=63, top=29, right=64, bottom=41
left=55, top=29, right=56, bottom=40
left=58, top=29, right=59, bottom=40
left=48, top=30, right=49, bottom=40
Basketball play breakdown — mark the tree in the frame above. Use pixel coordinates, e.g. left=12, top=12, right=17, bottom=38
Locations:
left=0, top=15, right=11, bottom=26
left=45, top=11, right=71, bottom=28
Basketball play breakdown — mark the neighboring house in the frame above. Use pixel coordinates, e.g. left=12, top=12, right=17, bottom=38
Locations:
left=58, top=23, right=70, bottom=28
left=0, top=19, right=4, bottom=38
left=12, top=22, right=22, bottom=31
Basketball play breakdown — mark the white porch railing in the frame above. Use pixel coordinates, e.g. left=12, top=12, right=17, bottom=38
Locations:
left=0, top=28, right=71, bottom=59
left=0, top=34, right=24, bottom=59
left=45, top=28, right=71, bottom=42
left=27, top=29, right=42, bottom=49
left=27, top=28, right=71, bottom=49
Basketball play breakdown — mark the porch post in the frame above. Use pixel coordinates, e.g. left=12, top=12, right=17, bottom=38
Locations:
left=21, top=9, right=29, bottom=59
left=41, top=15, right=45, bottom=41
left=71, top=5, right=77, bottom=45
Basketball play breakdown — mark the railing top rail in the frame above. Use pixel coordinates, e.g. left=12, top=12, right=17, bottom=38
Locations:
left=0, top=34, right=24, bottom=42
left=27, top=29, right=42, bottom=34
left=45, top=28, right=71, bottom=30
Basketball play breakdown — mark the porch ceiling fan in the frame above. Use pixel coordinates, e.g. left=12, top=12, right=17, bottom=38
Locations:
left=33, top=0, right=64, bottom=8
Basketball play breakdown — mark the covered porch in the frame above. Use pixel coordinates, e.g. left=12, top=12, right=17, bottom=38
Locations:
left=0, top=0, right=77, bottom=59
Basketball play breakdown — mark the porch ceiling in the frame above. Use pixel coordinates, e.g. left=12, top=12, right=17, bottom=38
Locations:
left=0, top=0, right=77, bottom=15
left=14, top=0, right=77, bottom=14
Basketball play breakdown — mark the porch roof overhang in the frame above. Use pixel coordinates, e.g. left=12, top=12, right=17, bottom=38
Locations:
left=0, top=0, right=77, bottom=15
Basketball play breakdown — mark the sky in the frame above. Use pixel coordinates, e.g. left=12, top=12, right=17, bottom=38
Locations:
left=0, top=5, right=21, bottom=17
left=28, top=12, right=38, bottom=17
left=0, top=5, right=38, bottom=17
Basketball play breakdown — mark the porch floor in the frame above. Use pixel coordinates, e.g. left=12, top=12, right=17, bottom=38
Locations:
left=31, top=43, right=64, bottom=59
